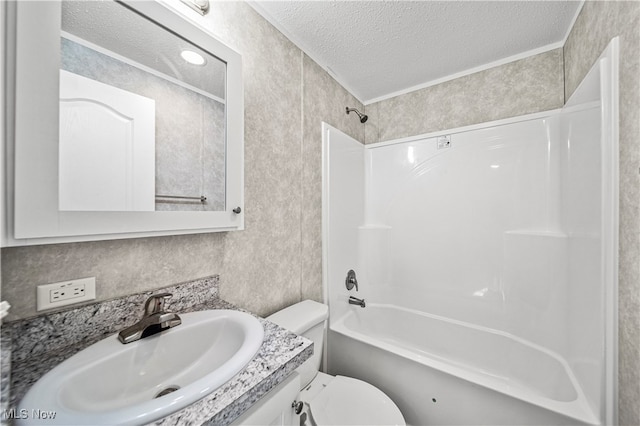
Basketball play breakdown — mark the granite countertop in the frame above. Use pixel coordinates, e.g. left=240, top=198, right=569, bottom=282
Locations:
left=1, top=329, right=11, bottom=425
left=2, top=276, right=313, bottom=425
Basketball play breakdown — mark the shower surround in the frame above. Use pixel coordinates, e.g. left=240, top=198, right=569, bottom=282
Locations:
left=323, top=40, right=618, bottom=425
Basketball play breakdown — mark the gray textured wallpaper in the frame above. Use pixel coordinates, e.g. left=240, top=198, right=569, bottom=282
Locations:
left=364, top=48, right=564, bottom=144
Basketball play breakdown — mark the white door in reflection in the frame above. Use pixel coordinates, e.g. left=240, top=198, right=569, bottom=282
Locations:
left=59, top=70, right=155, bottom=211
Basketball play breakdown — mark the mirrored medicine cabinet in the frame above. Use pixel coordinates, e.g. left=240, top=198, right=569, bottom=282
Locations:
left=4, top=0, right=244, bottom=246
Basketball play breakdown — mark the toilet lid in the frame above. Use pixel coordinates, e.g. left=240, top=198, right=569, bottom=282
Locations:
left=310, top=376, right=405, bottom=426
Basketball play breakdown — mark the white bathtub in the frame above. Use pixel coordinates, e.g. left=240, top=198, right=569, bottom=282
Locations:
left=328, top=304, right=599, bottom=426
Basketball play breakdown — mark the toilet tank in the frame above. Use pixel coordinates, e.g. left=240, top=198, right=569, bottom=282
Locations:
left=267, top=300, right=328, bottom=388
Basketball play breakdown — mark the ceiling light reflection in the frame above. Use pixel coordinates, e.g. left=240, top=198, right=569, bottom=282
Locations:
left=180, top=50, right=206, bottom=66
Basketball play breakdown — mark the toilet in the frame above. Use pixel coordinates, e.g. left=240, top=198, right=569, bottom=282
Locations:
left=267, top=300, right=405, bottom=426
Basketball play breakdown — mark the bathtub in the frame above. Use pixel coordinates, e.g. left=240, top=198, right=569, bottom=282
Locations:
left=327, top=304, right=599, bottom=426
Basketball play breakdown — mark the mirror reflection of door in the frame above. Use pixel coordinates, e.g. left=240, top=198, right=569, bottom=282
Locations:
left=59, top=70, right=155, bottom=212
left=59, top=1, right=227, bottom=212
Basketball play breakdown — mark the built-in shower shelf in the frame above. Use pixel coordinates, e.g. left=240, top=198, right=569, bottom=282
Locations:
left=358, top=224, right=392, bottom=230
left=504, top=230, right=568, bottom=238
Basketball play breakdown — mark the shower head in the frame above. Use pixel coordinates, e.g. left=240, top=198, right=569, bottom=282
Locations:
left=346, top=107, right=368, bottom=123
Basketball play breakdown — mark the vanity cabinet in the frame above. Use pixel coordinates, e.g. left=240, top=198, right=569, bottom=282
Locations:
left=231, top=373, right=301, bottom=426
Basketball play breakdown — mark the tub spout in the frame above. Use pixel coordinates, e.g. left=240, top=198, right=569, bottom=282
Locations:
left=349, top=296, right=366, bottom=308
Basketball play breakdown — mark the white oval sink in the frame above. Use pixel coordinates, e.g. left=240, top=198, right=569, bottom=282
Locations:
left=19, top=310, right=264, bottom=425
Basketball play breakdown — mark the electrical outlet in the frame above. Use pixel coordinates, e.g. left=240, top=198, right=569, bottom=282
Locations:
left=37, top=277, right=96, bottom=311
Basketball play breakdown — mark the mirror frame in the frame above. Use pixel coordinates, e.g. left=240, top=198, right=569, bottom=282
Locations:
left=5, top=0, right=244, bottom=246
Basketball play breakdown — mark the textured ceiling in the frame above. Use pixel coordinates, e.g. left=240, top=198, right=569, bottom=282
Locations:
left=250, top=1, right=582, bottom=103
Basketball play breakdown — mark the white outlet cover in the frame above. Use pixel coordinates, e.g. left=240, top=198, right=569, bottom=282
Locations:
left=36, top=277, right=97, bottom=311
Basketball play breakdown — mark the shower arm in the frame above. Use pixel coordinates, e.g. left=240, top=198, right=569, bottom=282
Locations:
left=345, top=107, right=368, bottom=123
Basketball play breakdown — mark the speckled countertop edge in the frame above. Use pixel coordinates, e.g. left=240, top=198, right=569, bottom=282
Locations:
left=1, top=328, right=11, bottom=426
left=3, top=276, right=313, bottom=426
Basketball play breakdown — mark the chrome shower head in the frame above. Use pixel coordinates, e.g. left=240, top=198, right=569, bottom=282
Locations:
left=346, top=107, right=368, bottom=123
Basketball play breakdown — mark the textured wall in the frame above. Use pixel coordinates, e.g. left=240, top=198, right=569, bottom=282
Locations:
left=364, top=48, right=564, bottom=144
left=1, top=2, right=364, bottom=320
left=301, top=55, right=365, bottom=302
left=564, top=2, right=640, bottom=425
left=211, top=2, right=304, bottom=316
left=2, top=234, right=226, bottom=318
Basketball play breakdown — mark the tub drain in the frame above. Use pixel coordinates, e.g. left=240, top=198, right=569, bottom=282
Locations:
left=155, top=386, right=180, bottom=398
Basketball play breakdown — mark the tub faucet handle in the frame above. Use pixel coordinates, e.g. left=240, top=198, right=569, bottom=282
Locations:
left=345, top=269, right=358, bottom=291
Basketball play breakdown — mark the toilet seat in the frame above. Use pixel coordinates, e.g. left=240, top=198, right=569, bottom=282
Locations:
left=304, top=375, right=405, bottom=426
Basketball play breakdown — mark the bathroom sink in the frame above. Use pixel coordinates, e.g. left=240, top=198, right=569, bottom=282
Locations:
left=18, top=310, right=264, bottom=425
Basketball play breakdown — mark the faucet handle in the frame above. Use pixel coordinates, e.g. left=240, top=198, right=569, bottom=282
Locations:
left=144, top=293, right=173, bottom=316
left=345, top=270, right=358, bottom=291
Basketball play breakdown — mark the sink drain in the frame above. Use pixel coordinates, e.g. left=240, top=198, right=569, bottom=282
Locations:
left=155, top=386, right=180, bottom=399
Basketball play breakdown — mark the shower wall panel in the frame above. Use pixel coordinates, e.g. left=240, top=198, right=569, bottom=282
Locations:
left=560, top=105, right=606, bottom=418
left=322, top=123, right=365, bottom=324
left=364, top=118, right=570, bottom=352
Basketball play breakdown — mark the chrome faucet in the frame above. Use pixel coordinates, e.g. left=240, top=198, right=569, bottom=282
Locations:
left=348, top=296, right=366, bottom=308
left=118, top=293, right=182, bottom=344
